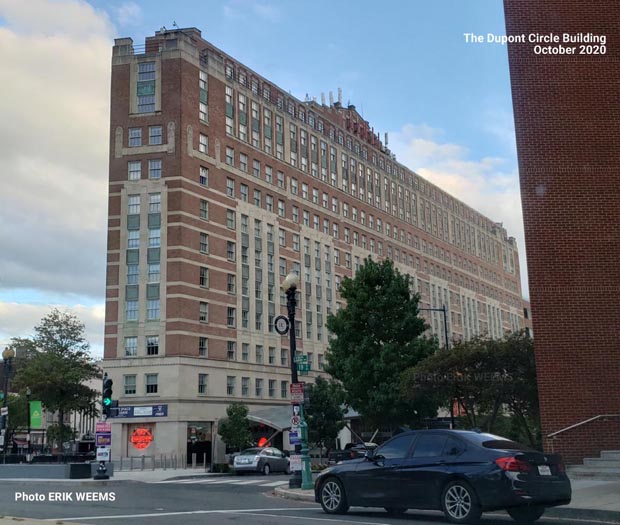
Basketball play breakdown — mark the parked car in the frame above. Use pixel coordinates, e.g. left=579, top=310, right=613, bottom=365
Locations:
left=233, top=447, right=290, bottom=475
left=315, top=430, right=571, bottom=523
left=328, top=443, right=378, bottom=465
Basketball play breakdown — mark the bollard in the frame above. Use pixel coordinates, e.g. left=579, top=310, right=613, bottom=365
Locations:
left=162, top=453, right=166, bottom=470
left=120, top=456, right=124, bottom=471
left=192, top=453, right=196, bottom=469
left=204, top=453, right=207, bottom=471
left=141, top=455, right=145, bottom=471
left=152, top=455, right=155, bottom=471
left=130, top=456, right=134, bottom=471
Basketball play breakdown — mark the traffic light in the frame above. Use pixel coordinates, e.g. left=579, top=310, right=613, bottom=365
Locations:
left=102, top=377, right=113, bottom=418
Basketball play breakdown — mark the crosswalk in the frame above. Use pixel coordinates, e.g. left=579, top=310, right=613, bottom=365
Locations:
left=151, top=477, right=290, bottom=488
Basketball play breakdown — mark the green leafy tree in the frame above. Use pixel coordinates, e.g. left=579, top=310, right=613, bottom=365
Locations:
left=325, top=257, right=438, bottom=429
left=402, top=330, right=541, bottom=448
left=13, top=309, right=100, bottom=447
left=5, top=393, right=29, bottom=448
left=218, top=402, right=253, bottom=452
left=305, top=377, right=347, bottom=457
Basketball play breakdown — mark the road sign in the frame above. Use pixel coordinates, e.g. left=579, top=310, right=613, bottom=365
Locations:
left=297, top=363, right=310, bottom=372
left=291, top=415, right=301, bottom=427
left=96, top=421, right=112, bottom=433
left=289, top=431, right=301, bottom=445
left=0, top=407, right=8, bottom=416
left=294, top=355, right=307, bottom=364
left=96, top=447, right=110, bottom=461
left=96, top=433, right=112, bottom=447
left=290, top=383, right=304, bottom=403
left=289, top=454, right=302, bottom=471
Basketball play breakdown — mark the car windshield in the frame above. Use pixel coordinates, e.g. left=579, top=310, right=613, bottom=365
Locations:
left=239, top=448, right=261, bottom=456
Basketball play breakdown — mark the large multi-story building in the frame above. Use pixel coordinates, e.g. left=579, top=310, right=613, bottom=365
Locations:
left=504, top=0, right=620, bottom=463
left=104, top=27, right=526, bottom=463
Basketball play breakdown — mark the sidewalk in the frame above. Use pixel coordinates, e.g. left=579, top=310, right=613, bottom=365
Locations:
left=0, top=519, right=83, bottom=525
left=275, top=479, right=620, bottom=523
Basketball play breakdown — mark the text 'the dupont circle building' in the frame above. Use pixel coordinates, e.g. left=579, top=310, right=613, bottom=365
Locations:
left=104, top=28, right=527, bottom=464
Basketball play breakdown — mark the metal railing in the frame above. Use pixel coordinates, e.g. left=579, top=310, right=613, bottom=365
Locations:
left=546, top=414, right=620, bottom=451
left=111, top=453, right=212, bottom=471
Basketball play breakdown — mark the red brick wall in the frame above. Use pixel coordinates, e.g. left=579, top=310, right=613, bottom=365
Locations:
left=504, top=0, right=620, bottom=463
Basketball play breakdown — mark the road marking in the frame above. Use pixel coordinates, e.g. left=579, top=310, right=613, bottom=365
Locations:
left=260, top=481, right=289, bottom=487
left=48, top=507, right=317, bottom=521
left=234, top=512, right=392, bottom=524
left=228, top=479, right=265, bottom=485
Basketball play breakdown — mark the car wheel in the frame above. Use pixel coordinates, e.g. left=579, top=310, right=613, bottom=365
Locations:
left=385, top=507, right=407, bottom=515
left=441, top=480, right=482, bottom=524
left=320, top=477, right=349, bottom=514
left=262, top=463, right=271, bottom=475
left=507, top=506, right=546, bottom=522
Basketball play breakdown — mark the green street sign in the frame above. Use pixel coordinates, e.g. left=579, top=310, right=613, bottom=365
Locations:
left=30, top=401, right=43, bottom=429
left=294, top=355, right=308, bottom=364
left=297, top=363, right=310, bottom=372
left=299, top=369, right=309, bottom=376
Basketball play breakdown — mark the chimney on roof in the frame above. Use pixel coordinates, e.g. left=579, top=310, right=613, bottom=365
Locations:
left=338, top=87, right=342, bottom=104
left=384, top=132, right=389, bottom=146
left=321, top=93, right=326, bottom=105
left=329, top=91, right=334, bottom=106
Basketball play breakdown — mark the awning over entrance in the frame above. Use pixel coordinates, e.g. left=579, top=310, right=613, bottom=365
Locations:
left=247, top=405, right=293, bottom=431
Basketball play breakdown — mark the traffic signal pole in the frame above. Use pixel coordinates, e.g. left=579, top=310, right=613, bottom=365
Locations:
left=94, top=373, right=112, bottom=480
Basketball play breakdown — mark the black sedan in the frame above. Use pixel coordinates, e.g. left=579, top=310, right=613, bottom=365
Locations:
left=315, top=430, right=571, bottom=523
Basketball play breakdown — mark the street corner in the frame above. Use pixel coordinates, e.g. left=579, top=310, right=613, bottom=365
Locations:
left=273, top=485, right=316, bottom=503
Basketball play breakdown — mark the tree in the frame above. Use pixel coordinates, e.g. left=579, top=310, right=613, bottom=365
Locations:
left=401, top=330, right=541, bottom=448
left=13, top=309, right=100, bottom=447
left=305, top=377, right=347, bottom=456
left=325, top=257, right=438, bottom=429
left=218, top=402, right=253, bottom=452
left=5, top=393, right=29, bottom=448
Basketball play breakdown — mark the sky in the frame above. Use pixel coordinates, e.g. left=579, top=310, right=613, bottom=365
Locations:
left=0, top=0, right=525, bottom=357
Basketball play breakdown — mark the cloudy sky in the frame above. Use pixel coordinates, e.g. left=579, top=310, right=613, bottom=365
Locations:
left=0, top=0, right=524, bottom=356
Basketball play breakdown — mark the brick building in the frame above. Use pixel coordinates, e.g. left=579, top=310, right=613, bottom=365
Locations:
left=104, top=28, right=526, bottom=463
left=504, top=1, right=620, bottom=462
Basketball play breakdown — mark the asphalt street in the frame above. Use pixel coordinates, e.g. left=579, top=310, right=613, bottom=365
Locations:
left=0, top=477, right=615, bottom=525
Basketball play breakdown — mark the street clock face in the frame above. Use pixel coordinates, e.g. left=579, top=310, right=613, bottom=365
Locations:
left=274, top=315, right=290, bottom=335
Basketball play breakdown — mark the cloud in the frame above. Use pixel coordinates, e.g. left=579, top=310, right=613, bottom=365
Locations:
left=0, top=301, right=105, bottom=357
left=112, top=1, right=142, bottom=27
left=252, top=3, right=281, bottom=22
left=390, top=124, right=529, bottom=298
left=0, top=0, right=111, bottom=298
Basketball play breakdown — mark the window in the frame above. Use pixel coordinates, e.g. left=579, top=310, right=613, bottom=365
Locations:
left=148, top=263, right=160, bottom=283
left=145, top=373, right=158, bottom=394
left=256, top=345, right=264, bottom=364
left=226, top=178, right=234, bottom=197
left=227, top=241, right=236, bottom=261
left=129, top=128, right=142, bottom=147
left=255, top=378, right=264, bottom=397
left=242, top=343, right=249, bottom=361
left=147, top=299, right=160, bottom=320
left=239, top=153, right=248, bottom=172
left=149, top=126, right=162, bottom=145
left=252, top=159, right=260, bottom=177
left=227, top=341, right=236, bottom=360
left=199, top=233, right=209, bottom=253
left=278, top=200, right=285, bottom=218
left=146, top=335, right=159, bottom=355
left=199, top=302, right=209, bottom=322
left=128, top=161, right=141, bottom=180
left=225, top=147, right=234, bottom=165
left=227, top=307, right=236, bottom=327
left=200, top=199, right=209, bottom=220
left=280, top=380, right=288, bottom=398
left=125, top=336, right=137, bottom=357
left=137, top=62, right=155, bottom=112
left=412, top=434, right=448, bottom=458
left=242, top=377, right=250, bottom=397
left=125, top=301, right=138, bottom=321
left=124, top=375, right=136, bottom=395
left=281, top=348, right=288, bottom=366
left=127, top=264, right=139, bottom=284
left=227, top=209, right=236, bottom=229
left=268, top=380, right=276, bottom=398
left=128, top=194, right=140, bottom=215
left=265, top=165, right=273, bottom=183
left=199, top=166, right=208, bottom=186
left=128, top=230, right=140, bottom=249
left=200, top=267, right=209, bottom=287
left=376, top=434, right=416, bottom=459
left=199, top=337, right=208, bottom=357
left=291, top=178, right=298, bottom=195
left=293, top=234, right=300, bottom=252
left=279, top=228, right=286, bottom=247
left=198, top=374, right=208, bottom=394
left=227, top=376, right=236, bottom=396
left=149, top=193, right=161, bottom=213
left=266, top=194, right=273, bottom=212
left=148, top=228, right=160, bottom=247
left=277, top=171, right=285, bottom=188
left=199, top=133, right=208, bottom=153
left=268, top=346, right=275, bottom=364
left=240, top=184, right=248, bottom=202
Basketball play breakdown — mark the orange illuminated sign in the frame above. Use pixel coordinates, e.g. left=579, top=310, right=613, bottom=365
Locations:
left=130, top=427, right=153, bottom=450
left=257, top=437, right=268, bottom=447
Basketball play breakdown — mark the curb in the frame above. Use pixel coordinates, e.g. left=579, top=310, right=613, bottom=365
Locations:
left=273, top=486, right=315, bottom=503
left=0, top=518, right=83, bottom=525
left=547, top=507, right=620, bottom=523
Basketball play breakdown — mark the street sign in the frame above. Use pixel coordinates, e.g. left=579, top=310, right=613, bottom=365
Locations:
left=96, top=433, right=112, bottom=447
left=96, top=447, right=110, bottom=461
left=96, top=421, right=112, bottom=433
left=0, top=407, right=8, bottom=416
left=290, top=383, right=304, bottom=403
left=294, top=355, right=307, bottom=364
left=289, top=454, right=302, bottom=471
left=291, top=415, right=301, bottom=427
left=288, top=431, right=301, bottom=445
left=297, top=363, right=310, bottom=373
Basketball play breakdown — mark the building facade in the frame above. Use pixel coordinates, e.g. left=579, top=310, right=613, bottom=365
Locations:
left=504, top=1, right=620, bottom=462
left=104, top=28, right=526, bottom=463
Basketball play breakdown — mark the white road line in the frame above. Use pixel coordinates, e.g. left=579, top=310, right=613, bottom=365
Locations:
left=228, top=479, right=265, bottom=485
left=260, top=481, right=289, bottom=487
left=47, top=507, right=317, bottom=521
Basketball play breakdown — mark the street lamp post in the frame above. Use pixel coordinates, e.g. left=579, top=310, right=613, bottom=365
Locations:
left=1, top=346, right=16, bottom=462
left=418, top=305, right=454, bottom=428
left=281, top=272, right=313, bottom=490
left=26, top=387, right=31, bottom=462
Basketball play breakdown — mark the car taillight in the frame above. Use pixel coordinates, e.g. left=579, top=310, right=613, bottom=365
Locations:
left=496, top=457, right=532, bottom=472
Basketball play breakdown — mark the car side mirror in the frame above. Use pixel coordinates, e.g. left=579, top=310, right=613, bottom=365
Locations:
left=373, top=453, right=385, bottom=466
left=364, top=450, right=374, bottom=461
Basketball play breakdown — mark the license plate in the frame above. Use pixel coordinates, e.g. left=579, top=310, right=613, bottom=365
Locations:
left=538, top=465, right=552, bottom=476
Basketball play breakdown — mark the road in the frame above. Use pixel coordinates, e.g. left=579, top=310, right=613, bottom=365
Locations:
left=0, top=476, right=611, bottom=525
